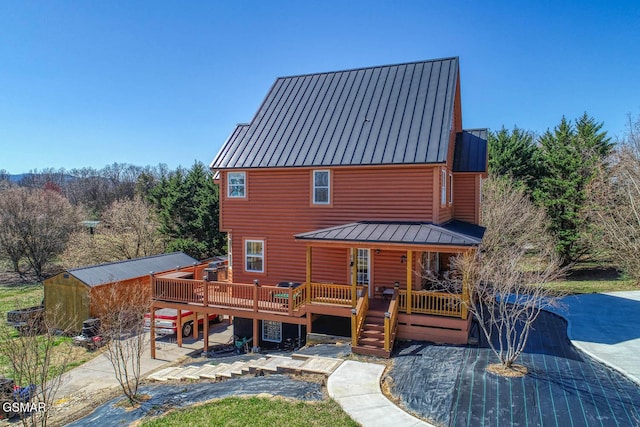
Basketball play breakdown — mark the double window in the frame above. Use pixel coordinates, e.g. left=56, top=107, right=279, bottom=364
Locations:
left=313, top=170, right=330, bottom=204
left=245, top=240, right=264, bottom=273
left=228, top=172, right=246, bottom=198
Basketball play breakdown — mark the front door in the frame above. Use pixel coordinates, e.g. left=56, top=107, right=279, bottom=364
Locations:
left=356, top=248, right=371, bottom=297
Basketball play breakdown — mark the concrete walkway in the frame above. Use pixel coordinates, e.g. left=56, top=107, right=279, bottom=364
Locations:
left=327, top=360, right=433, bottom=427
left=549, top=290, right=640, bottom=386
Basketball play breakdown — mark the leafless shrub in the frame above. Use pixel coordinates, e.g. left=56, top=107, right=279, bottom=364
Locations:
left=98, top=283, right=152, bottom=404
left=587, top=146, right=640, bottom=284
left=0, top=305, right=74, bottom=426
left=446, top=177, right=563, bottom=371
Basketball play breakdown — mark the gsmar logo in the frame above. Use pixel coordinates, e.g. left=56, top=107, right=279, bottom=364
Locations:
left=2, top=401, right=47, bottom=413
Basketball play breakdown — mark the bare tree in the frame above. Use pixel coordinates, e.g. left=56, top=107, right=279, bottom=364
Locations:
left=0, top=306, right=74, bottom=426
left=447, top=177, right=562, bottom=374
left=100, top=196, right=165, bottom=260
left=0, top=187, right=79, bottom=279
left=98, top=283, right=151, bottom=404
left=588, top=144, right=640, bottom=283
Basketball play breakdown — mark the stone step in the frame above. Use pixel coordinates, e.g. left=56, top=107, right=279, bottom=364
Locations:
left=217, top=361, right=247, bottom=378
left=166, top=367, right=187, bottom=380
left=148, top=367, right=181, bottom=382
left=200, top=363, right=232, bottom=379
left=298, top=356, right=343, bottom=375
left=181, top=365, right=207, bottom=380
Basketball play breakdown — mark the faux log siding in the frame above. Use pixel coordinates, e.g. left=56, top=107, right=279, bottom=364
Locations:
left=222, top=166, right=435, bottom=285
left=372, top=249, right=411, bottom=289
left=452, top=174, right=478, bottom=224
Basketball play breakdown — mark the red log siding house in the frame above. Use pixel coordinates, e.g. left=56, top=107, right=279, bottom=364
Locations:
left=150, top=57, right=488, bottom=358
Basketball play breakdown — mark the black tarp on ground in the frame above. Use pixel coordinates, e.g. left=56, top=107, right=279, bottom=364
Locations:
left=389, top=311, right=640, bottom=426
left=67, top=375, right=323, bottom=427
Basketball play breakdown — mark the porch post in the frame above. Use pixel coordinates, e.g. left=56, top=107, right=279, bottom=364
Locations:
left=406, top=250, right=413, bottom=315
left=306, top=246, right=312, bottom=304
left=351, top=248, right=357, bottom=308
left=203, top=311, right=209, bottom=355
left=150, top=305, right=156, bottom=359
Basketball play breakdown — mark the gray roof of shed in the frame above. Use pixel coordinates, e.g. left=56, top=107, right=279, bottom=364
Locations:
left=68, top=252, right=198, bottom=287
left=211, top=57, right=460, bottom=169
left=453, top=129, right=488, bottom=173
left=294, top=220, right=484, bottom=247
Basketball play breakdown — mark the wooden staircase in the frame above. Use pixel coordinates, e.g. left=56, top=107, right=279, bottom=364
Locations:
left=352, top=300, right=392, bottom=358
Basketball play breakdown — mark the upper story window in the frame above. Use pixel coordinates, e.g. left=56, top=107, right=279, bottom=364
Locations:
left=441, top=169, right=447, bottom=205
left=245, top=239, right=264, bottom=273
left=313, top=170, right=330, bottom=204
left=228, top=172, right=246, bottom=198
left=449, top=173, right=453, bottom=204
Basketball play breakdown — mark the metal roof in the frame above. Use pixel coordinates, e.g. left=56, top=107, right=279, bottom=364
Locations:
left=453, top=129, right=488, bottom=173
left=294, top=220, right=484, bottom=247
left=68, top=252, right=198, bottom=287
left=211, top=57, right=460, bottom=169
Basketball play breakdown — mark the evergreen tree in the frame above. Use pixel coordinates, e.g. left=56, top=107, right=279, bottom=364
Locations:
left=488, top=126, right=538, bottom=188
left=149, top=162, right=224, bottom=259
left=534, top=114, right=611, bottom=264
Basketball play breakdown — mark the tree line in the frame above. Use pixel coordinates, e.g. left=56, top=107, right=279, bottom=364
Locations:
left=0, top=162, right=225, bottom=279
left=488, top=112, right=640, bottom=281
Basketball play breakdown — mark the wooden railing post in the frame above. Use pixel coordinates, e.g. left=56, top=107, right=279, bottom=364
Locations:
left=384, top=311, right=390, bottom=351
left=351, top=308, right=358, bottom=347
left=253, top=280, right=259, bottom=312
left=202, top=272, right=209, bottom=308
left=406, top=251, right=413, bottom=315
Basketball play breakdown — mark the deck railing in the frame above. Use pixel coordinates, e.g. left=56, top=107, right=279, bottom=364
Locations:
left=384, top=290, right=399, bottom=351
left=309, top=283, right=355, bottom=305
left=351, top=292, right=369, bottom=347
left=397, top=290, right=463, bottom=318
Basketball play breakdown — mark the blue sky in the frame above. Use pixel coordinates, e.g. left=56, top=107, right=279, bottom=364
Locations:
left=1, top=1, right=639, bottom=173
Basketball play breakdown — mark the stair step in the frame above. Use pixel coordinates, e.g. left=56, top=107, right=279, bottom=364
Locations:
left=200, top=363, right=231, bottom=379
left=298, top=356, right=343, bottom=375
left=183, top=364, right=215, bottom=379
left=166, top=367, right=186, bottom=380
left=180, top=366, right=204, bottom=380
left=220, top=361, right=248, bottom=377
left=361, top=330, right=384, bottom=339
left=359, top=337, right=384, bottom=347
left=148, top=367, right=179, bottom=382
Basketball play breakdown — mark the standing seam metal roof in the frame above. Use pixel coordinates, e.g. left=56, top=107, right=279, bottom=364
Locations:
left=67, top=252, right=198, bottom=287
left=453, top=129, right=488, bottom=173
left=294, top=221, right=484, bottom=247
left=211, top=57, right=460, bottom=169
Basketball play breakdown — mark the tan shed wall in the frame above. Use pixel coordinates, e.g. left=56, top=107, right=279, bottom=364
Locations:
left=44, top=273, right=90, bottom=332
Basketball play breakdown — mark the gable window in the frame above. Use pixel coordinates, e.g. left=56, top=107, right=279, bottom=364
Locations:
left=262, top=320, right=282, bottom=342
left=313, top=170, right=330, bottom=204
left=228, top=172, right=246, bottom=198
left=441, top=169, right=447, bottom=205
left=449, top=173, right=453, bottom=204
left=245, top=240, right=264, bottom=273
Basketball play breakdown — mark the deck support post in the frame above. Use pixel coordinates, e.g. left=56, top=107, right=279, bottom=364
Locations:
left=406, top=251, right=413, bottom=315
left=252, top=318, right=259, bottom=353
left=351, top=248, right=357, bottom=308
left=150, top=305, right=156, bottom=359
left=253, top=280, right=259, bottom=312
left=177, top=309, right=183, bottom=347
left=203, top=311, right=209, bottom=355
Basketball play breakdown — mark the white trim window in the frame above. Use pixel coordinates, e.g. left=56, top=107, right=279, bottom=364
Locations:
left=228, top=172, right=246, bottom=198
left=245, top=240, right=264, bottom=272
left=441, top=169, right=447, bottom=205
left=357, top=248, right=370, bottom=286
left=449, top=173, right=453, bottom=204
left=313, top=170, right=330, bottom=204
left=262, top=320, right=282, bottom=342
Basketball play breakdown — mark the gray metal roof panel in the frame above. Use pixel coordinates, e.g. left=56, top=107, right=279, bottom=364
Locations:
left=453, top=129, right=488, bottom=173
left=211, top=57, right=460, bottom=170
left=68, top=252, right=198, bottom=287
left=295, top=221, right=484, bottom=247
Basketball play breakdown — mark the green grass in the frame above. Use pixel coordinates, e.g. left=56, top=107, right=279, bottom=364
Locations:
left=0, top=283, right=43, bottom=315
left=543, top=260, right=638, bottom=295
left=141, top=396, right=358, bottom=427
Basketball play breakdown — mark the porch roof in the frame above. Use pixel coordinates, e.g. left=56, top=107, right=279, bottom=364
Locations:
left=294, top=220, right=484, bottom=247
